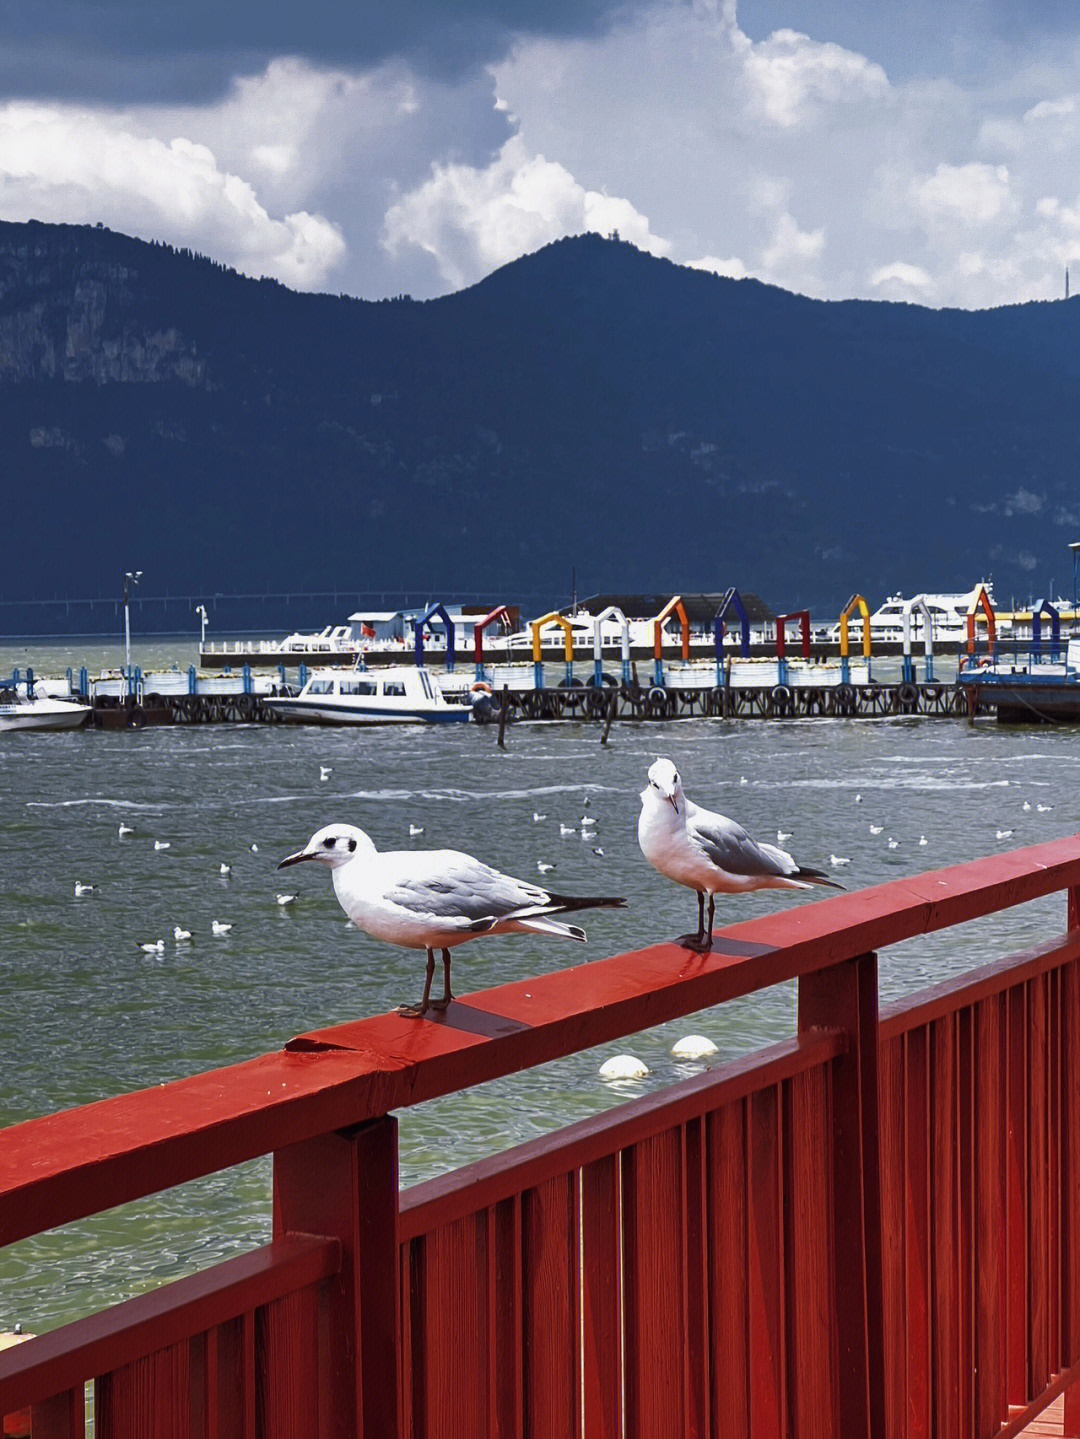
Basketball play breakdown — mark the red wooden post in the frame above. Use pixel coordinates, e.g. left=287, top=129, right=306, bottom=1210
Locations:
left=798, top=953, right=885, bottom=1438
left=273, top=1116, right=400, bottom=1439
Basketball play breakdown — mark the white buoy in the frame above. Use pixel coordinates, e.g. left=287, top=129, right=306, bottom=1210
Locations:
left=671, top=1035, right=718, bottom=1061
left=599, top=1054, right=649, bottom=1080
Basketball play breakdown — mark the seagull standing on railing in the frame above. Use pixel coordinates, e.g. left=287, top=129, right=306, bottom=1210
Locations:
left=638, top=758, right=843, bottom=952
left=279, top=823, right=626, bottom=1017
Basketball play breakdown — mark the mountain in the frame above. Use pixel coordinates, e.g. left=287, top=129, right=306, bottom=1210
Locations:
left=4, top=219, right=1080, bottom=633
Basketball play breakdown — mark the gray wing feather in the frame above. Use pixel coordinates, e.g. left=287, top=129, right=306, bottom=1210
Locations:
left=384, top=851, right=549, bottom=922
left=687, top=809, right=794, bottom=880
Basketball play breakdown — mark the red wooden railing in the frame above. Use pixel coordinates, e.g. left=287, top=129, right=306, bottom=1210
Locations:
left=3, top=837, right=1080, bottom=1436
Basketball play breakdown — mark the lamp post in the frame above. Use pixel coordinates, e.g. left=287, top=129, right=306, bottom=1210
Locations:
left=195, top=604, right=208, bottom=647
left=1070, top=542, right=1080, bottom=615
left=123, top=570, right=142, bottom=676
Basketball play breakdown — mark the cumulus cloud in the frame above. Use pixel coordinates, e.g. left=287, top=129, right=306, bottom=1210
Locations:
left=870, top=261, right=934, bottom=298
left=383, top=133, right=670, bottom=289
left=688, top=254, right=748, bottom=279
left=0, top=98, right=345, bottom=288
left=910, top=162, right=1013, bottom=227
left=738, top=25, right=889, bottom=127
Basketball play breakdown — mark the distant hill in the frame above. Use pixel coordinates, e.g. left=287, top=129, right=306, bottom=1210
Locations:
left=4, top=220, right=1080, bottom=632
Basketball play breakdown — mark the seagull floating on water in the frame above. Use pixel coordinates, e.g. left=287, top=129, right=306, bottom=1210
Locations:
left=409, top=824, right=425, bottom=836
left=154, top=840, right=171, bottom=851
left=250, top=843, right=259, bottom=853
left=996, top=829, right=1013, bottom=840
left=173, top=926, right=192, bottom=941
left=829, top=855, right=850, bottom=868
left=219, top=863, right=232, bottom=876
left=638, top=758, right=841, bottom=951
left=320, top=766, right=332, bottom=781
left=1023, top=801, right=1032, bottom=812
left=140, top=940, right=165, bottom=954
left=777, top=830, right=792, bottom=844
left=276, top=893, right=297, bottom=907
left=1038, top=804, right=1053, bottom=813
left=581, top=815, right=596, bottom=827
left=118, top=824, right=134, bottom=837
left=919, top=835, right=928, bottom=846
left=854, top=794, right=862, bottom=804
left=887, top=837, right=900, bottom=850
left=870, top=825, right=883, bottom=836
left=279, top=823, right=626, bottom=1016
left=559, top=823, right=576, bottom=836
left=592, top=847, right=605, bottom=857
left=211, top=920, right=233, bottom=936
left=532, top=812, right=546, bottom=822
left=74, top=881, right=98, bottom=896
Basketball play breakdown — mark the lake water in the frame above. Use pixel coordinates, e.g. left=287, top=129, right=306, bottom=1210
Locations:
left=1, top=639, right=1077, bottom=1332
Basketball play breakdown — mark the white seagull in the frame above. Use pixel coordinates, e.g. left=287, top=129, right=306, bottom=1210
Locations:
left=219, top=863, right=232, bottom=876
left=154, top=840, right=171, bottom=851
left=320, top=766, right=332, bottom=782
left=532, top=812, right=547, bottom=822
left=211, top=920, right=233, bottom=936
left=276, top=893, right=297, bottom=907
left=279, top=823, right=626, bottom=1016
left=74, top=881, right=98, bottom=896
left=638, top=758, right=842, bottom=951
left=409, top=824, right=425, bottom=836
left=140, top=940, right=165, bottom=954
left=173, top=926, right=192, bottom=942
left=118, top=823, right=134, bottom=837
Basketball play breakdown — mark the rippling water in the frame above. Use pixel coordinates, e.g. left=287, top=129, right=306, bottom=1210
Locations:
left=2, top=675, right=1078, bottom=1331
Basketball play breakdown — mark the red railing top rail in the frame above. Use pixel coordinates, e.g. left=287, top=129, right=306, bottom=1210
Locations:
left=2, top=835, right=1079, bottom=1249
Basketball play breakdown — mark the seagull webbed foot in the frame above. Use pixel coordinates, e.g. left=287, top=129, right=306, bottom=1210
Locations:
left=397, top=1001, right=430, bottom=1018
left=676, top=933, right=712, bottom=952
left=428, top=996, right=453, bottom=1012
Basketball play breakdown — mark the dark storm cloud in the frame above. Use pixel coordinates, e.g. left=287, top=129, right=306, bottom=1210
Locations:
left=0, top=0, right=635, bottom=102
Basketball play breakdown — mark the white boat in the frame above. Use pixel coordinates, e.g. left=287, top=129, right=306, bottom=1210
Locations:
left=261, top=665, right=471, bottom=725
left=825, top=583, right=1009, bottom=647
left=0, top=685, right=90, bottom=733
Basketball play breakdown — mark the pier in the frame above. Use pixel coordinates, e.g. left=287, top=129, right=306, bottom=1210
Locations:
left=4, top=838, right=1080, bottom=1433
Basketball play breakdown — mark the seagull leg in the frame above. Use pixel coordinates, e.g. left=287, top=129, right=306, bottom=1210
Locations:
left=705, top=894, right=715, bottom=949
left=429, top=948, right=455, bottom=1011
left=677, top=891, right=710, bottom=951
left=399, top=948, right=435, bottom=1017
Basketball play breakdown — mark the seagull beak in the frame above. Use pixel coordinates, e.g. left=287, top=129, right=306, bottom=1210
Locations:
left=667, top=794, right=680, bottom=815
left=278, top=849, right=316, bottom=869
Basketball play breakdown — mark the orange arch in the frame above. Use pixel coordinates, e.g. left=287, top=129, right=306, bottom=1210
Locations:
left=531, top=611, right=574, bottom=664
left=654, top=595, right=690, bottom=661
left=839, top=594, right=871, bottom=659
left=966, top=586, right=996, bottom=654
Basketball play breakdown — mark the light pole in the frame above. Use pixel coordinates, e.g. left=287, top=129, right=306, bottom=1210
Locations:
left=123, top=570, right=142, bottom=675
left=195, top=604, right=208, bottom=647
left=1070, top=542, right=1080, bottom=614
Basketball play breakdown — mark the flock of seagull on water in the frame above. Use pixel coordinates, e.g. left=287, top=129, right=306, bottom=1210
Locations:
left=70, top=757, right=1055, bottom=1073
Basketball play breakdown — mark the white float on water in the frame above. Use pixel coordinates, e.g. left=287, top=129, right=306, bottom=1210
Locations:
left=671, top=1035, right=718, bottom=1061
left=599, top=1055, right=649, bottom=1080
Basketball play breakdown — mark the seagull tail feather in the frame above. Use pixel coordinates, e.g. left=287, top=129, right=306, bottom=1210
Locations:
left=795, top=866, right=846, bottom=890
left=541, top=893, right=628, bottom=914
left=516, top=916, right=587, bottom=941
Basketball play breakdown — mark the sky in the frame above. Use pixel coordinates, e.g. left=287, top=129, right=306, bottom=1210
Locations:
left=4, top=0, right=1080, bottom=306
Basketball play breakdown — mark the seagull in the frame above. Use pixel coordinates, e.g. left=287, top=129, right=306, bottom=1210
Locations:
left=211, top=920, right=233, bottom=936
left=1023, top=801, right=1032, bottom=812
left=559, top=823, right=576, bottom=836
left=154, top=840, right=171, bottom=851
left=532, top=812, right=547, bottom=822
left=276, top=893, right=297, bottom=907
left=537, top=861, right=556, bottom=874
left=1038, top=804, right=1053, bottom=813
left=996, top=829, right=1013, bottom=840
left=118, top=823, right=134, bottom=837
left=638, top=758, right=842, bottom=952
left=581, top=815, right=596, bottom=828
left=919, top=835, right=928, bottom=846
left=74, top=881, right=98, bottom=896
left=409, top=824, right=425, bottom=836
left=739, top=776, right=748, bottom=785
left=829, top=855, right=850, bottom=868
left=279, top=823, right=626, bottom=1016
left=777, top=830, right=792, bottom=844
left=870, top=825, right=884, bottom=836
left=592, top=847, right=605, bottom=857
left=854, top=793, right=862, bottom=804
left=887, top=837, right=900, bottom=850
left=249, top=843, right=259, bottom=853
left=582, top=796, right=591, bottom=807
left=140, top=940, right=165, bottom=954
left=173, top=926, right=192, bottom=941
left=219, top=863, right=232, bottom=876
left=320, top=766, right=332, bottom=781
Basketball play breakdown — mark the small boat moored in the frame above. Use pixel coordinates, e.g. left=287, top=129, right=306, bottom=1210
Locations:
left=0, top=676, right=91, bottom=733
left=261, top=665, right=471, bottom=725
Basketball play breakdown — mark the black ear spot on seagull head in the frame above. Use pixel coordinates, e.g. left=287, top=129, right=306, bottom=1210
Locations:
left=347, top=838, right=357, bottom=853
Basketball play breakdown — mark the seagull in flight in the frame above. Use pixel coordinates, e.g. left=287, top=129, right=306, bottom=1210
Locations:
left=638, top=758, right=842, bottom=951
left=279, top=823, right=626, bottom=1017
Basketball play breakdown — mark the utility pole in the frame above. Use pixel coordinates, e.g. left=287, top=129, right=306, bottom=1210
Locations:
left=123, top=570, right=142, bottom=675
left=195, top=603, right=208, bottom=646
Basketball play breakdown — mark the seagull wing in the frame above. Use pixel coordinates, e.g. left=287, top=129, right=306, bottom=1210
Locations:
left=381, top=850, right=551, bottom=930
left=685, top=802, right=797, bottom=881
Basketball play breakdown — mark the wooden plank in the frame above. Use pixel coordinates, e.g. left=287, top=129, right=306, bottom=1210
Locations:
left=28, top=1387, right=85, bottom=1439
left=6, top=839, right=1080, bottom=1249
left=746, top=1087, right=784, bottom=1439
left=95, top=1343, right=189, bottom=1439
left=904, top=1027, right=931, bottom=1439
left=256, top=1288, right=319, bottom=1439
left=409, top=1215, right=489, bottom=1437
left=973, top=994, right=1007, bottom=1436
left=957, top=1005, right=973, bottom=1439
left=930, top=1015, right=959, bottom=1437
left=682, top=1116, right=710, bottom=1439
left=0, top=1238, right=338, bottom=1421
left=1032, top=972, right=1052, bottom=1395
left=785, top=1065, right=834, bottom=1439
left=622, top=1129, right=685, bottom=1438
left=581, top=1154, right=622, bottom=1439
left=521, top=1174, right=579, bottom=1439
left=877, top=1034, right=905, bottom=1439
left=492, top=1194, right=523, bottom=1439
left=707, top=1101, right=750, bottom=1437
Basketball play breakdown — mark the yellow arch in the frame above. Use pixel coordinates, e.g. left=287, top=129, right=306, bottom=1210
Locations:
left=654, top=595, right=690, bottom=660
left=966, top=586, right=996, bottom=653
left=839, top=593, right=871, bottom=659
left=530, top=611, right=574, bottom=664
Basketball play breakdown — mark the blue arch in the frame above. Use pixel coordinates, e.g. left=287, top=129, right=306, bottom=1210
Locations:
left=414, top=604, right=456, bottom=670
left=1031, top=598, right=1060, bottom=658
left=714, top=588, right=751, bottom=659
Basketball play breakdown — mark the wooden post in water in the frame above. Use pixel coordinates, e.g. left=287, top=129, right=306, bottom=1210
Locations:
left=497, top=684, right=509, bottom=748
left=600, top=688, right=617, bottom=745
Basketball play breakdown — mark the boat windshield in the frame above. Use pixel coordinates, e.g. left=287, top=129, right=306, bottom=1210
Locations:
left=339, top=679, right=377, bottom=695
left=306, top=679, right=334, bottom=694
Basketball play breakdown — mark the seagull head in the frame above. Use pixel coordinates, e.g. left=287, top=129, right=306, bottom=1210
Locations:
left=278, top=823, right=375, bottom=871
left=643, top=757, right=683, bottom=815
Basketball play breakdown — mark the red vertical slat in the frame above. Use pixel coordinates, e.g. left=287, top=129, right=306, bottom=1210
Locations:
left=707, top=1101, right=750, bottom=1437
left=1051, top=966, right=1063, bottom=1372
left=1030, top=972, right=1051, bottom=1394
left=409, top=1215, right=490, bottom=1436
left=95, top=1343, right=190, bottom=1439
left=785, top=1064, right=835, bottom=1439
left=398, top=1246, right=413, bottom=1439
left=682, top=1115, right=710, bottom=1439
left=957, top=1007, right=973, bottom=1439
left=747, top=1086, right=784, bottom=1439
left=28, top=1387, right=85, bottom=1438
left=188, top=1333, right=207, bottom=1439
left=1061, top=961, right=1080, bottom=1434
left=877, top=1034, right=906, bottom=1439
left=622, top=1128, right=685, bottom=1439
left=582, top=1153, right=622, bottom=1439
left=972, top=994, right=1006, bottom=1437
left=492, top=1193, right=523, bottom=1438
left=1006, top=983, right=1028, bottom=1406
left=930, top=1014, right=959, bottom=1435
left=903, top=1027, right=931, bottom=1439
left=256, top=1288, right=320, bottom=1438
left=522, top=1172, right=580, bottom=1438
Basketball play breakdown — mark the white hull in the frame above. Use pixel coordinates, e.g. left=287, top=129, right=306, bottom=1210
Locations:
left=262, top=664, right=470, bottom=726
left=0, top=698, right=90, bottom=733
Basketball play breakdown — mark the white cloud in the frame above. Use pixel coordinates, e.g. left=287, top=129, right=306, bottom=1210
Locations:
left=910, top=162, right=1012, bottom=227
left=688, top=254, right=748, bottom=279
left=383, top=133, right=670, bottom=289
left=740, top=26, right=890, bottom=128
left=870, top=261, right=934, bottom=297
left=0, top=98, right=345, bottom=288
left=1025, top=97, right=1077, bottom=122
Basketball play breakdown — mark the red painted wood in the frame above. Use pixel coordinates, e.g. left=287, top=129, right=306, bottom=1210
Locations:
left=492, top=1193, right=523, bottom=1439
left=0, top=1238, right=337, bottom=1421
left=877, top=1034, right=905, bottom=1439
left=784, top=1064, right=835, bottom=1438
left=622, top=1129, right=685, bottom=1438
left=581, top=1154, right=622, bottom=1439
left=273, top=1118, right=399, bottom=1439
left=95, top=1342, right=189, bottom=1439
left=256, top=1288, right=319, bottom=1438
left=1051, top=968, right=1064, bottom=1377
left=682, top=1116, right=710, bottom=1439
left=1032, top=973, right=1052, bottom=1395
left=521, top=1174, right=579, bottom=1439
left=973, top=995, right=1007, bottom=1436
left=1062, top=963, right=1080, bottom=1371
left=957, top=1005, right=973, bottom=1439
left=746, top=1087, right=783, bottom=1439
left=930, top=1015, right=959, bottom=1437
left=903, top=1026, right=931, bottom=1439
left=707, top=1101, right=750, bottom=1437
left=27, top=1388, right=84, bottom=1439
left=1009, top=983, right=1030, bottom=1406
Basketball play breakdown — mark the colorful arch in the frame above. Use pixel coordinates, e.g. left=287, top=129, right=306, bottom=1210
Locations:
left=901, top=596, right=933, bottom=657
left=653, top=596, right=690, bottom=661
left=530, top=611, right=575, bottom=664
left=473, top=606, right=512, bottom=672
left=414, top=604, right=456, bottom=670
left=1031, top=598, right=1060, bottom=658
left=839, top=594, right=871, bottom=659
left=965, top=586, right=996, bottom=655
left=592, top=606, right=631, bottom=684
left=714, top=588, right=751, bottom=660
left=775, top=611, right=811, bottom=660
